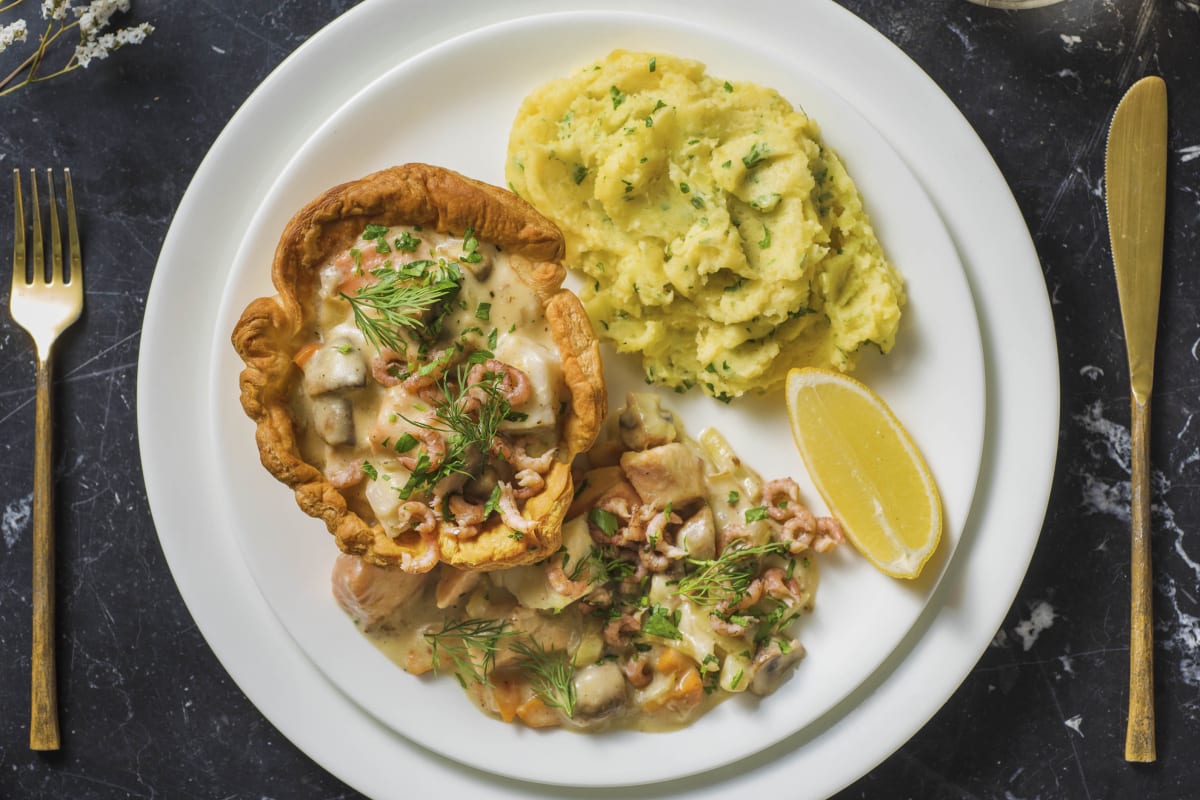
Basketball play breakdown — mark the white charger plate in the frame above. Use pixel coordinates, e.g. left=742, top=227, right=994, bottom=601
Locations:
left=206, top=10, right=982, bottom=788
left=139, top=1, right=1057, bottom=798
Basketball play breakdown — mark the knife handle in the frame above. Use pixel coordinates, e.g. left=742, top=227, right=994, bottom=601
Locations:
left=1125, top=395, right=1155, bottom=762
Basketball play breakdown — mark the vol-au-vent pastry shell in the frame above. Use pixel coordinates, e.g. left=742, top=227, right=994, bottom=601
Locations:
left=232, top=163, right=606, bottom=572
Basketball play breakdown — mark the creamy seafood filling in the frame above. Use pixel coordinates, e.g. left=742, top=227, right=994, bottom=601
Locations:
left=292, top=224, right=566, bottom=542
left=334, top=392, right=844, bottom=733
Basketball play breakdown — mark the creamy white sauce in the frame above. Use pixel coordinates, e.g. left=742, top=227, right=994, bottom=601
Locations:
left=292, top=225, right=567, bottom=532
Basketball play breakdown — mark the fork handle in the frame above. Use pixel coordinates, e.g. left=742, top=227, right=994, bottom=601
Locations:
left=30, top=355, right=59, bottom=751
left=1125, top=395, right=1155, bottom=762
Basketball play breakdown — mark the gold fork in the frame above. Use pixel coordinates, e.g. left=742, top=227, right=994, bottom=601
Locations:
left=9, top=169, right=82, bottom=751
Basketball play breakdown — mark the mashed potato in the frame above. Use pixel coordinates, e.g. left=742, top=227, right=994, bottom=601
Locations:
left=506, top=50, right=905, bottom=400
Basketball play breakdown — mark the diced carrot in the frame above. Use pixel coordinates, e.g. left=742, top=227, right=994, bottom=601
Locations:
left=641, top=666, right=704, bottom=714
left=403, top=646, right=435, bottom=676
left=491, top=676, right=523, bottom=724
left=655, top=647, right=693, bottom=675
left=292, top=342, right=322, bottom=368
left=675, top=666, right=703, bottom=703
left=515, top=695, right=561, bottom=728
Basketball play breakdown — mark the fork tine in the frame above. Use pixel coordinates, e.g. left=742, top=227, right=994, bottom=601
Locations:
left=29, top=169, right=42, bottom=284
left=64, top=169, right=79, bottom=287
left=12, top=169, right=24, bottom=293
left=46, top=170, right=62, bottom=286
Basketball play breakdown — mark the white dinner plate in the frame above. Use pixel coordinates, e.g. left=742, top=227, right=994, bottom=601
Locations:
left=139, top=1, right=1057, bottom=798
left=206, top=10, right=982, bottom=787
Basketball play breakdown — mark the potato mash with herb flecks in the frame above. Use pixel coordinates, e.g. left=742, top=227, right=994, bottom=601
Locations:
left=506, top=50, right=905, bottom=400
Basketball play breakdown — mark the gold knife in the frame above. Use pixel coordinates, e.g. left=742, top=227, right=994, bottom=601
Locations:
left=1105, top=75, right=1167, bottom=764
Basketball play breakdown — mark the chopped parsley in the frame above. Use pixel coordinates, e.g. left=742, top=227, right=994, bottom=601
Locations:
left=483, top=484, right=502, bottom=518
left=460, top=227, right=483, bottom=264
left=362, top=223, right=391, bottom=253
left=742, top=142, right=769, bottom=169
left=642, top=605, right=682, bottom=640
left=744, top=506, right=770, bottom=523
left=394, top=231, right=421, bottom=252
left=588, top=507, right=620, bottom=539
left=392, top=432, right=418, bottom=453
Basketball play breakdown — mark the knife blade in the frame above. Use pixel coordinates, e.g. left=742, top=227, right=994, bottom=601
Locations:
left=1104, top=74, right=1167, bottom=764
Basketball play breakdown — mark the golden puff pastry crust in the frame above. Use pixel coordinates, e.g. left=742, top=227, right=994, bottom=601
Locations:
left=232, top=163, right=605, bottom=572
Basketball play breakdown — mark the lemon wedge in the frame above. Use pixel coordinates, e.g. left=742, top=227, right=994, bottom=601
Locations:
left=784, top=367, right=942, bottom=579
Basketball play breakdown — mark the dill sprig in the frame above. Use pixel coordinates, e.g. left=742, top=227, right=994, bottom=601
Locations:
left=510, top=638, right=577, bottom=718
left=676, top=541, right=790, bottom=608
left=570, top=546, right=637, bottom=584
left=397, top=367, right=512, bottom=500
left=341, top=259, right=462, bottom=353
left=424, top=617, right=515, bottom=687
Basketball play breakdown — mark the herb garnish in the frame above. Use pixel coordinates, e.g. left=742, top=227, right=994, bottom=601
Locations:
left=460, top=227, right=483, bottom=264
left=588, top=507, right=620, bottom=539
left=742, top=142, right=769, bottom=169
left=341, top=259, right=462, bottom=352
left=482, top=484, right=502, bottom=519
left=362, top=223, right=392, bottom=253
left=677, top=541, right=789, bottom=607
left=511, top=639, right=577, bottom=717
left=570, top=545, right=636, bottom=584
left=394, top=231, right=421, bottom=252
left=425, top=618, right=515, bottom=687
left=643, top=604, right=682, bottom=640
left=744, top=506, right=769, bottom=523
left=397, top=367, right=513, bottom=500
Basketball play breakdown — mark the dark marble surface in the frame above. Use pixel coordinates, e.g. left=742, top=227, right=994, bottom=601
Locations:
left=0, top=1, right=1195, bottom=797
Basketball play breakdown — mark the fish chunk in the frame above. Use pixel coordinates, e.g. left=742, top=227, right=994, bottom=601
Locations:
left=619, top=442, right=706, bottom=510
left=331, top=553, right=427, bottom=628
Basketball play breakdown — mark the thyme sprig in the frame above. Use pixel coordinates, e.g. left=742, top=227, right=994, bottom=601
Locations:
left=676, top=541, right=790, bottom=608
left=424, top=617, right=515, bottom=687
left=510, top=638, right=577, bottom=718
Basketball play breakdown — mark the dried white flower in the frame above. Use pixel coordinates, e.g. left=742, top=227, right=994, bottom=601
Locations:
left=74, top=21, right=150, bottom=68
left=73, top=31, right=112, bottom=68
left=41, top=0, right=70, bottom=21
left=114, top=21, right=150, bottom=46
left=0, top=0, right=152, bottom=95
left=0, top=20, right=29, bottom=55
left=75, top=0, right=130, bottom=38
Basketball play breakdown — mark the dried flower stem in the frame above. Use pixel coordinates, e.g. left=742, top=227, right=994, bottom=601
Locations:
left=0, top=0, right=153, bottom=97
